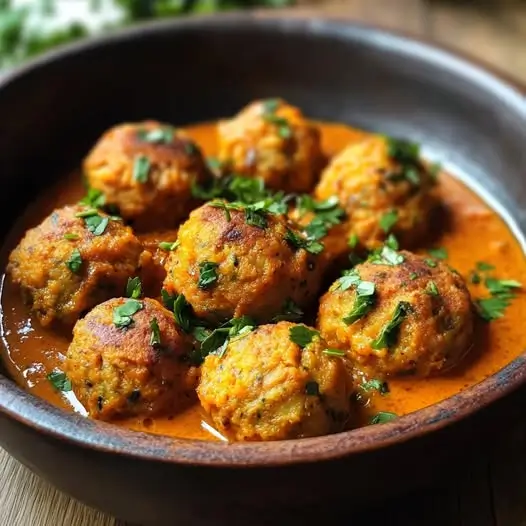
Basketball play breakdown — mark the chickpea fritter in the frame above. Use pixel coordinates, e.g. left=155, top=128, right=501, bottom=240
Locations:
left=83, top=121, right=213, bottom=231
left=314, top=135, right=436, bottom=250
left=197, top=321, right=351, bottom=441
left=65, top=297, right=198, bottom=420
left=163, top=202, right=323, bottom=323
left=217, top=99, right=325, bottom=194
left=317, top=250, right=474, bottom=379
left=7, top=205, right=144, bottom=327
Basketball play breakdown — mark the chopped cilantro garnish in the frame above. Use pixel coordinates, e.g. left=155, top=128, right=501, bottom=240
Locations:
left=484, top=278, right=521, bottom=296
left=47, top=370, right=72, bottom=392
left=371, top=411, right=397, bottom=424
left=285, top=228, right=324, bottom=254
left=386, top=137, right=420, bottom=165
left=63, top=233, right=79, bottom=241
left=79, top=188, right=105, bottom=209
left=476, top=261, right=495, bottom=271
left=323, top=348, right=346, bottom=357
left=336, top=269, right=361, bottom=291
left=158, top=241, right=179, bottom=251
left=149, top=317, right=162, bottom=348
left=262, top=113, right=292, bottom=139
left=428, top=247, right=448, bottom=260
left=379, top=209, right=398, bottom=233
left=475, top=297, right=510, bottom=322
left=84, top=213, right=109, bottom=236
left=66, top=248, right=82, bottom=274
left=369, top=245, right=405, bottom=266
left=385, top=234, right=399, bottom=250
left=371, top=301, right=412, bottom=350
left=361, top=379, right=389, bottom=395
left=409, top=272, right=418, bottom=280
left=289, top=325, right=319, bottom=348
left=113, top=299, right=143, bottom=329
left=348, top=233, right=359, bottom=249
left=426, top=280, right=439, bottom=296
left=262, top=98, right=280, bottom=114
left=245, top=207, right=268, bottom=229
left=137, top=127, right=173, bottom=144
left=197, top=261, right=219, bottom=289
left=425, top=258, right=438, bottom=268
left=470, top=271, right=481, bottom=284
left=173, top=293, right=193, bottom=333
left=133, top=155, right=150, bottom=183
left=125, top=276, right=142, bottom=299
left=343, top=280, right=376, bottom=325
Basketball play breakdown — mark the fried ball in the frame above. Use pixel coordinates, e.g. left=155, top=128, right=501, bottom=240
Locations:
left=163, top=201, right=323, bottom=323
left=65, top=297, right=198, bottom=420
left=217, top=99, right=325, bottom=193
left=7, top=205, right=144, bottom=327
left=197, top=321, right=351, bottom=441
left=317, top=251, right=474, bottom=379
left=138, top=229, right=179, bottom=297
left=83, top=121, right=213, bottom=231
left=314, top=135, right=436, bottom=250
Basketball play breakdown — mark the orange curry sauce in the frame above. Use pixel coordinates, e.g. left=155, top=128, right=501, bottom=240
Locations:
left=1, top=122, right=525, bottom=441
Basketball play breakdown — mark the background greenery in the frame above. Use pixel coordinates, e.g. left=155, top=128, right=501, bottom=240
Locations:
left=0, top=0, right=294, bottom=68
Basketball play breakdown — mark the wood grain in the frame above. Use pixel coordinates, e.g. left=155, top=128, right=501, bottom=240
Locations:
left=1, top=1, right=525, bottom=525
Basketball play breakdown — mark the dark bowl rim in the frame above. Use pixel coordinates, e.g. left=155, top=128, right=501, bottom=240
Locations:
left=0, top=11, right=525, bottom=468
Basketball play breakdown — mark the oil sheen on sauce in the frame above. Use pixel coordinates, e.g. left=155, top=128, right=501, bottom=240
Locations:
left=1, top=121, right=525, bottom=441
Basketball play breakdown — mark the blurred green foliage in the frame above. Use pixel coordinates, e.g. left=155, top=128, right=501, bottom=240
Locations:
left=0, top=0, right=293, bottom=67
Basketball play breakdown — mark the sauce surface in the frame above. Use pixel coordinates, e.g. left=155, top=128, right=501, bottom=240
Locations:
left=1, top=121, right=525, bottom=441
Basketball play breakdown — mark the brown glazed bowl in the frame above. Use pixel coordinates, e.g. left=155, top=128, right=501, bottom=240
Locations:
left=0, top=12, right=526, bottom=526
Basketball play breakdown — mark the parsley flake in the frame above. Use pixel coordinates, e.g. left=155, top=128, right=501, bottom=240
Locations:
left=113, top=299, right=143, bottom=329
left=371, top=301, right=412, bottom=350
left=66, top=248, right=82, bottom=274
left=369, top=245, right=405, bottom=266
left=348, top=233, right=359, bottom=249
left=262, top=113, right=292, bottom=139
left=273, top=299, right=304, bottom=322
left=173, top=293, right=193, bottom=332
left=323, top=348, right=346, bottom=357
left=361, top=379, right=389, bottom=395
left=289, top=325, right=319, bottom=348
left=379, top=210, right=399, bottom=233
left=64, top=233, right=79, bottom=241
left=137, top=127, right=173, bottom=144
left=47, top=371, right=72, bottom=392
left=476, top=261, right=495, bottom=271
left=343, top=281, right=376, bottom=325
left=198, top=261, right=219, bottom=290
left=245, top=207, right=268, bottom=229
left=84, top=213, right=109, bottom=236
left=79, top=188, right=105, bottom=209
left=426, top=280, right=439, bottom=296
left=133, top=155, right=150, bottom=183
left=475, top=297, right=510, bottom=322
left=125, top=276, right=142, bottom=299
left=428, top=247, right=448, bottom=260
left=425, top=258, right=438, bottom=268
left=158, top=241, right=179, bottom=251
left=371, top=411, right=397, bottom=424
left=149, top=317, right=162, bottom=348
left=285, top=229, right=324, bottom=254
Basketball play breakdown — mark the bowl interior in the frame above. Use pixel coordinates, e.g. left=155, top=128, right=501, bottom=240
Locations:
left=0, top=14, right=525, bottom=465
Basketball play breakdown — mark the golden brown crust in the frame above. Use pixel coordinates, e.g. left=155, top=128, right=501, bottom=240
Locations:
left=83, top=121, right=213, bottom=231
left=197, top=321, right=352, bottom=441
left=317, top=251, right=474, bottom=378
left=218, top=99, right=325, bottom=193
left=314, top=135, right=436, bottom=250
left=7, top=204, right=144, bottom=327
left=162, top=202, right=323, bottom=323
left=65, top=297, right=198, bottom=420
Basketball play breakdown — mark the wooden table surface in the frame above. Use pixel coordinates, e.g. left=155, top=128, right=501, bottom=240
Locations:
left=1, top=1, right=526, bottom=525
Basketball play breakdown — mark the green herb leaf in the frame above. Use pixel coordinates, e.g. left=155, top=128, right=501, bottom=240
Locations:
left=63, top=233, right=79, bottom=241
left=125, top=276, right=142, bottom=299
left=113, top=299, right=143, bottom=329
left=370, top=411, right=397, bottom=424
left=84, top=213, right=109, bottom=236
left=428, top=247, right=448, bottom=260
left=158, top=240, right=179, bottom=251
left=137, top=127, right=173, bottom=144
left=262, top=98, right=280, bottom=113
left=273, top=298, right=304, bottom=322
left=409, top=272, right=418, bottom=280
left=343, top=281, right=376, bottom=324
left=369, top=245, right=405, bottom=266
left=426, top=280, right=439, bottom=296
left=361, top=379, right=389, bottom=395
left=305, top=381, right=320, bottom=396
left=379, top=209, right=399, bottom=233
left=262, top=113, right=292, bottom=139
left=336, top=269, right=361, bottom=291
left=484, top=278, right=521, bottom=296
left=475, top=297, right=510, bottom=322
left=75, top=208, right=98, bottom=218
left=161, top=289, right=176, bottom=310
left=79, top=188, right=105, bottom=208
left=289, top=325, right=319, bottom=348
left=66, top=248, right=82, bottom=274
left=386, top=137, right=420, bottom=165
left=470, top=271, right=481, bottom=284
left=476, top=261, right=495, bottom=271
left=47, top=370, right=72, bottom=392
left=228, top=176, right=268, bottom=204
left=305, top=217, right=328, bottom=241
left=191, top=178, right=224, bottom=200
left=385, top=234, right=399, bottom=250
left=133, top=155, right=150, bottom=183
left=285, top=228, right=324, bottom=254
left=228, top=316, right=256, bottom=338
left=198, top=261, right=219, bottom=289
left=425, top=258, right=438, bottom=268
left=371, top=301, right=412, bottom=350
left=348, top=233, right=359, bottom=249
left=173, top=294, right=193, bottom=332
left=323, top=348, right=346, bottom=357
left=245, top=207, right=268, bottom=229
left=149, top=317, right=161, bottom=348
